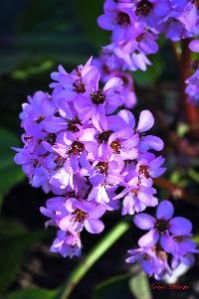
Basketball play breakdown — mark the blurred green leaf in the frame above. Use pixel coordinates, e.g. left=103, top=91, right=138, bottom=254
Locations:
left=188, top=168, right=199, bottom=183
left=129, top=271, right=152, bottom=299
left=93, top=274, right=132, bottom=299
left=177, top=122, right=190, bottom=137
left=134, top=55, right=164, bottom=87
left=0, top=128, right=24, bottom=198
left=4, top=288, right=57, bottom=299
left=73, top=0, right=109, bottom=48
left=0, top=218, right=44, bottom=293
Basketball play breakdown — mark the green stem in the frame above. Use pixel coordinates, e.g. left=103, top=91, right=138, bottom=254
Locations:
left=59, top=221, right=130, bottom=299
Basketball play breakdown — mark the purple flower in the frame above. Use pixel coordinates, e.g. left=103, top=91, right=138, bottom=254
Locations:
left=115, top=173, right=158, bottom=215
left=185, top=69, right=199, bottom=104
left=126, top=247, right=171, bottom=279
left=41, top=196, right=106, bottom=234
left=134, top=200, right=193, bottom=249
left=51, top=230, right=82, bottom=258
left=97, top=0, right=135, bottom=43
left=127, top=200, right=198, bottom=279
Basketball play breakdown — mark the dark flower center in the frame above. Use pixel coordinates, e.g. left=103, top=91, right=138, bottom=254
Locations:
left=73, top=209, right=87, bottom=222
left=54, top=111, right=61, bottom=117
left=67, top=117, right=81, bottom=132
left=96, top=161, right=109, bottom=174
left=73, top=79, right=86, bottom=93
left=35, top=115, right=45, bottom=124
left=68, top=141, right=85, bottom=156
left=102, top=64, right=110, bottom=75
left=155, top=220, right=170, bottom=233
left=174, top=236, right=185, bottom=243
left=139, top=165, right=150, bottom=178
left=91, top=90, right=106, bottom=105
left=131, top=188, right=139, bottom=196
left=192, top=0, right=199, bottom=8
left=97, top=130, right=113, bottom=143
left=66, top=191, right=76, bottom=198
left=33, top=159, right=39, bottom=168
left=124, top=159, right=133, bottom=165
left=110, top=140, right=121, bottom=153
left=54, top=155, right=66, bottom=168
left=117, top=12, right=131, bottom=25
left=136, top=0, right=153, bottom=16
left=156, top=249, right=168, bottom=261
left=45, top=133, right=56, bottom=145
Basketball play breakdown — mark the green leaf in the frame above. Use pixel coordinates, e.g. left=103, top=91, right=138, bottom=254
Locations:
left=0, top=218, right=44, bottom=293
left=129, top=271, right=152, bottom=299
left=4, top=288, right=57, bottom=299
left=0, top=128, right=24, bottom=197
left=93, top=274, right=132, bottom=299
left=188, top=168, right=199, bottom=183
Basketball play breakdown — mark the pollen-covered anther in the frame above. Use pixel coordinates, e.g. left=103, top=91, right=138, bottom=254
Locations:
left=96, top=161, right=109, bottom=174
left=73, top=79, right=86, bottom=93
left=54, top=155, right=66, bottom=168
left=68, top=141, right=85, bottom=156
left=136, top=0, right=153, bottom=16
left=139, top=165, right=150, bottom=178
left=155, top=220, right=170, bottom=234
left=110, top=140, right=121, bottom=153
left=45, top=133, right=56, bottom=145
left=91, top=90, right=106, bottom=104
left=67, top=117, right=81, bottom=132
left=73, top=209, right=87, bottom=222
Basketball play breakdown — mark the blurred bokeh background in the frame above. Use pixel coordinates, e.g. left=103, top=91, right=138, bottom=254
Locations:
left=0, top=1, right=199, bottom=299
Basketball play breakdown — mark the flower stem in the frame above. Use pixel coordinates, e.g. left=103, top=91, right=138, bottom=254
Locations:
left=58, top=221, right=130, bottom=299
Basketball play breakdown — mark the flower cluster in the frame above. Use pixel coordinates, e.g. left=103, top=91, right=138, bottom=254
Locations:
left=186, top=39, right=199, bottom=104
left=97, top=0, right=199, bottom=78
left=14, top=57, right=165, bottom=258
left=127, top=200, right=198, bottom=280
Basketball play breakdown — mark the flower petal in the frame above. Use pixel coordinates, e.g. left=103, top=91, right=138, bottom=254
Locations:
left=134, top=213, right=155, bottom=230
left=156, top=200, right=174, bottom=220
left=138, top=229, right=159, bottom=247
left=137, top=110, right=154, bottom=133
left=84, top=218, right=104, bottom=234
left=169, top=217, right=192, bottom=236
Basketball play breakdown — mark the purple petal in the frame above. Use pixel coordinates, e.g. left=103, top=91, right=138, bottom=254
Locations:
left=138, top=229, right=159, bottom=247
left=134, top=213, right=155, bottom=230
left=84, top=218, right=104, bottom=234
left=169, top=217, right=192, bottom=236
left=189, top=39, right=199, bottom=53
left=156, top=200, right=174, bottom=220
left=143, top=135, right=164, bottom=151
left=160, top=233, right=176, bottom=253
left=137, top=110, right=154, bottom=133
left=90, top=204, right=106, bottom=219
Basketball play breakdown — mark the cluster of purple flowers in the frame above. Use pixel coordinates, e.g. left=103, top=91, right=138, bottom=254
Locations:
left=13, top=0, right=199, bottom=281
left=14, top=57, right=165, bottom=258
left=127, top=200, right=198, bottom=279
left=97, top=0, right=199, bottom=73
